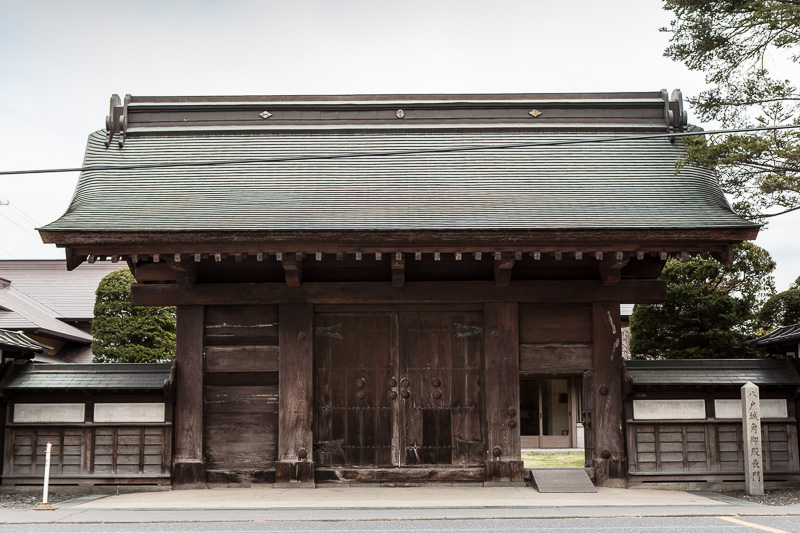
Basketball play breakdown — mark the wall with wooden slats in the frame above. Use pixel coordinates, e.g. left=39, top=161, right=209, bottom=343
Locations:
left=203, top=305, right=279, bottom=483
left=627, top=420, right=800, bottom=483
left=518, top=304, right=593, bottom=373
left=3, top=425, right=171, bottom=485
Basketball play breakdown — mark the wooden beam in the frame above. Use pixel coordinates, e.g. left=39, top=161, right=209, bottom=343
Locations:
left=277, top=303, right=315, bottom=485
left=484, top=302, right=524, bottom=484
left=173, top=305, right=205, bottom=486
left=281, top=253, right=302, bottom=288
left=598, top=252, right=631, bottom=286
left=42, top=226, right=761, bottom=248
left=493, top=254, right=515, bottom=286
left=65, top=248, right=85, bottom=271
left=131, top=280, right=667, bottom=306
left=169, top=255, right=198, bottom=290
left=391, top=254, right=405, bottom=288
left=591, top=302, right=625, bottom=485
left=133, top=262, right=177, bottom=283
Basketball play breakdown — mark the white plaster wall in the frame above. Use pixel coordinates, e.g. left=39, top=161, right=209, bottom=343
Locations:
left=14, top=403, right=85, bottom=423
left=94, top=403, right=165, bottom=423
left=632, top=399, right=706, bottom=420
left=576, top=423, right=585, bottom=448
left=715, top=399, right=788, bottom=419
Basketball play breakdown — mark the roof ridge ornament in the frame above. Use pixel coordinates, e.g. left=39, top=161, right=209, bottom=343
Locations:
left=528, top=109, right=542, bottom=118
left=259, top=111, right=273, bottom=119
left=104, top=94, right=121, bottom=147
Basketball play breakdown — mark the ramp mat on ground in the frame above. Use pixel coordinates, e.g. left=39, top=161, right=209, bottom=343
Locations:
left=531, top=469, right=597, bottom=493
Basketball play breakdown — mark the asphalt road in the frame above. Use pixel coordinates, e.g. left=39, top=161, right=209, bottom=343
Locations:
left=3, top=517, right=800, bottom=533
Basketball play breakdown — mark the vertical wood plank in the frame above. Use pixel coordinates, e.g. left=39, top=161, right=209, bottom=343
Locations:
left=173, top=304, right=206, bottom=485
left=277, top=303, right=315, bottom=485
left=483, top=302, right=523, bottom=484
left=591, top=301, right=625, bottom=484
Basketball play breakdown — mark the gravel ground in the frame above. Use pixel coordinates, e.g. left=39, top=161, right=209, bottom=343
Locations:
left=0, top=491, right=84, bottom=510
left=720, top=487, right=800, bottom=506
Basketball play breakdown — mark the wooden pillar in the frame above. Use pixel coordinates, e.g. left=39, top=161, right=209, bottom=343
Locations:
left=591, top=301, right=626, bottom=486
left=173, top=305, right=206, bottom=487
left=483, top=302, right=524, bottom=485
left=276, top=303, right=315, bottom=486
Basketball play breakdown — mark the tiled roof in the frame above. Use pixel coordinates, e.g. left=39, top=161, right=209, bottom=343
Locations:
left=39, top=92, right=756, bottom=235
left=753, top=324, right=800, bottom=347
left=1, top=363, right=172, bottom=390
left=625, top=359, right=800, bottom=386
left=0, top=329, right=44, bottom=353
left=41, top=131, right=754, bottom=233
left=0, top=260, right=123, bottom=320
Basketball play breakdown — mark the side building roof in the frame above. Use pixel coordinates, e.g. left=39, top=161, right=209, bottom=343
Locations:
left=0, top=260, right=123, bottom=320
left=625, top=359, right=800, bottom=387
left=0, top=363, right=172, bottom=390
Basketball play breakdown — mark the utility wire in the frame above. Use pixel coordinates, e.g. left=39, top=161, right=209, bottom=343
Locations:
left=0, top=123, right=799, bottom=176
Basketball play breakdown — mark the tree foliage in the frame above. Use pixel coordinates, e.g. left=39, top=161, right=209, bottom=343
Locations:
left=663, top=1, right=800, bottom=221
left=758, top=275, right=800, bottom=327
left=630, top=242, right=775, bottom=359
left=92, top=268, right=176, bottom=363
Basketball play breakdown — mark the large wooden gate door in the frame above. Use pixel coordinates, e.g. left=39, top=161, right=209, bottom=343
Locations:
left=313, top=311, right=484, bottom=469
left=399, top=312, right=484, bottom=466
left=314, top=313, right=394, bottom=466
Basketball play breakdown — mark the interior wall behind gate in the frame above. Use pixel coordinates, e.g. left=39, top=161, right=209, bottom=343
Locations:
left=203, top=305, right=279, bottom=483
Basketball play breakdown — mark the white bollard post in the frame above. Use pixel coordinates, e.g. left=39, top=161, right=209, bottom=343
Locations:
left=31, top=441, right=58, bottom=510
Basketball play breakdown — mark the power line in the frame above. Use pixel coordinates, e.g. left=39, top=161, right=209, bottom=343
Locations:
left=0, top=123, right=799, bottom=176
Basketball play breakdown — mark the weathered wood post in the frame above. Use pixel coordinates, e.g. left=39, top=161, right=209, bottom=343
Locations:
left=742, top=381, right=764, bottom=495
left=591, top=302, right=626, bottom=486
left=173, top=305, right=206, bottom=487
left=483, top=302, right=524, bottom=485
left=276, top=303, right=315, bottom=486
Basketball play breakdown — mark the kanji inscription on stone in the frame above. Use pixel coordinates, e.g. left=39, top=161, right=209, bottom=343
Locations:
left=741, top=381, right=763, bottom=496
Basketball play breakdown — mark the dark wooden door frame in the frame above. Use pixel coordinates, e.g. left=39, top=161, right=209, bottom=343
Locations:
left=313, top=309, right=485, bottom=469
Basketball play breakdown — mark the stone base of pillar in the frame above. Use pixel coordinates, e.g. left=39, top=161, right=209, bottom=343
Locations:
left=275, top=461, right=316, bottom=487
left=592, top=457, right=627, bottom=486
left=172, top=460, right=207, bottom=488
left=484, top=460, right=525, bottom=485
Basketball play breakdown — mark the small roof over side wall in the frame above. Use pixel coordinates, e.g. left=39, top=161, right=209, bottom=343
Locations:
left=625, top=359, right=800, bottom=387
left=0, top=363, right=172, bottom=390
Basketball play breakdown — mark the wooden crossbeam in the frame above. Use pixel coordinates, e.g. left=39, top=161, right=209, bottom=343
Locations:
left=131, top=280, right=667, bottom=306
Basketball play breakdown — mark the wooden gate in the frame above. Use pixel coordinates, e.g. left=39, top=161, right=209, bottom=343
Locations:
left=313, top=310, right=484, bottom=468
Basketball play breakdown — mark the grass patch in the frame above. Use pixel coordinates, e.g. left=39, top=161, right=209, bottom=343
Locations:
left=523, top=452, right=585, bottom=469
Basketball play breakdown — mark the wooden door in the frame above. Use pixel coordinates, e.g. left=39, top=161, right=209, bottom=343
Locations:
left=313, top=310, right=484, bottom=468
left=314, top=313, right=394, bottom=466
left=399, top=312, right=484, bottom=466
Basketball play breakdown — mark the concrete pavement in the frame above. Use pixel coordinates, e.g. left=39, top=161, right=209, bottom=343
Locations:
left=2, top=485, right=800, bottom=524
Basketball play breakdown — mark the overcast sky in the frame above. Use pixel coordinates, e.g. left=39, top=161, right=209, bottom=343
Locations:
left=1, top=1, right=798, bottom=289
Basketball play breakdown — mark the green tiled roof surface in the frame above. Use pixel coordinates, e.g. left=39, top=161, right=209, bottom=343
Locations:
left=42, top=130, right=755, bottom=232
left=1, top=363, right=171, bottom=390
left=625, top=359, right=800, bottom=386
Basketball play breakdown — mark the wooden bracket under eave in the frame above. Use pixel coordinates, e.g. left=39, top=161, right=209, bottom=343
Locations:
left=282, top=253, right=303, bottom=288
left=599, top=252, right=631, bottom=286
left=493, top=254, right=515, bottom=286
left=168, top=255, right=199, bottom=290
left=391, top=253, right=405, bottom=288
left=711, top=244, right=735, bottom=267
left=65, top=248, right=85, bottom=271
